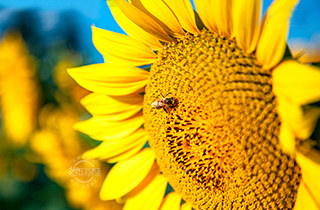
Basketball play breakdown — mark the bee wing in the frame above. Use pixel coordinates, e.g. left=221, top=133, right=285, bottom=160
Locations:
left=151, top=101, right=158, bottom=107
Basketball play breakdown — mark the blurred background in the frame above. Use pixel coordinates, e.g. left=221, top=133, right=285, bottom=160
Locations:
left=0, top=0, right=319, bottom=210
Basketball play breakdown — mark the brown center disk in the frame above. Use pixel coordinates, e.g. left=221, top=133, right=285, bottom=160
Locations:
left=143, top=29, right=301, bottom=210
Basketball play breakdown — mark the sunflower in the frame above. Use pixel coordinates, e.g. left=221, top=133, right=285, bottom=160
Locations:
left=68, top=0, right=320, bottom=209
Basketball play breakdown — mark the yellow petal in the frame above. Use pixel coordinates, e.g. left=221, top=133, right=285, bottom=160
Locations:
left=160, top=192, right=181, bottom=210
left=128, top=0, right=178, bottom=37
left=81, top=93, right=142, bottom=121
left=82, top=93, right=142, bottom=111
left=81, top=93, right=142, bottom=114
left=98, top=107, right=141, bottom=122
left=129, top=0, right=177, bottom=37
left=107, top=0, right=163, bottom=50
left=83, top=128, right=148, bottom=160
left=119, top=163, right=159, bottom=202
left=211, top=0, right=233, bottom=37
left=272, top=60, right=320, bottom=106
left=277, top=95, right=320, bottom=146
left=295, top=152, right=320, bottom=209
left=68, top=64, right=149, bottom=96
left=113, top=0, right=173, bottom=42
left=74, top=113, right=143, bottom=140
left=279, top=121, right=296, bottom=155
left=233, top=0, right=262, bottom=53
left=256, top=0, right=299, bottom=70
left=181, top=203, right=192, bottom=210
left=139, top=0, right=184, bottom=36
left=193, top=0, right=218, bottom=33
left=124, top=174, right=167, bottom=210
left=92, top=26, right=156, bottom=66
left=162, top=0, right=199, bottom=34
left=100, top=148, right=155, bottom=200
left=295, top=181, right=320, bottom=210
left=106, top=141, right=145, bottom=163
left=291, top=107, right=320, bottom=140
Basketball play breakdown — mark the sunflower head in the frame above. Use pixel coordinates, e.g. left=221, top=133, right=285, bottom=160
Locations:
left=143, top=29, right=301, bottom=209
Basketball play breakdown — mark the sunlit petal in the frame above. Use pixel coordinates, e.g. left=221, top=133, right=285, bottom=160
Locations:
left=295, top=181, right=320, bottom=210
left=114, top=0, right=173, bottom=42
left=295, top=152, right=320, bottom=209
left=279, top=121, right=296, bottom=155
left=119, top=163, right=160, bottom=202
left=74, top=113, right=143, bottom=140
left=107, top=0, right=163, bottom=50
left=211, top=0, right=233, bottom=37
left=100, top=148, right=155, bottom=200
left=68, top=64, right=149, bottom=96
left=83, top=128, right=148, bottom=160
left=162, top=0, right=199, bottom=34
left=140, top=0, right=184, bottom=36
left=256, top=0, right=299, bottom=70
left=273, top=60, right=320, bottom=106
left=180, top=203, right=192, bottom=210
left=106, top=141, right=145, bottom=163
left=160, top=192, right=181, bottom=210
left=81, top=93, right=142, bottom=121
left=92, top=26, right=156, bottom=66
left=81, top=93, right=142, bottom=114
left=124, top=174, right=167, bottom=210
left=193, top=0, right=218, bottom=33
left=277, top=94, right=320, bottom=153
left=233, top=0, right=262, bottom=53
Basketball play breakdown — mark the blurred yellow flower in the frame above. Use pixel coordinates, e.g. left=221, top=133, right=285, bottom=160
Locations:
left=54, top=57, right=90, bottom=110
left=69, top=0, right=320, bottom=209
left=31, top=104, right=83, bottom=183
left=31, top=104, right=123, bottom=210
left=0, top=32, right=41, bottom=145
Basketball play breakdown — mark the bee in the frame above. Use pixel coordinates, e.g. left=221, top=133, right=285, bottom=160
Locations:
left=151, top=92, right=176, bottom=111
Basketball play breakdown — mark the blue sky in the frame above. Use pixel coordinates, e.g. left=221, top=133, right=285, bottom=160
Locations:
left=0, top=0, right=319, bottom=63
